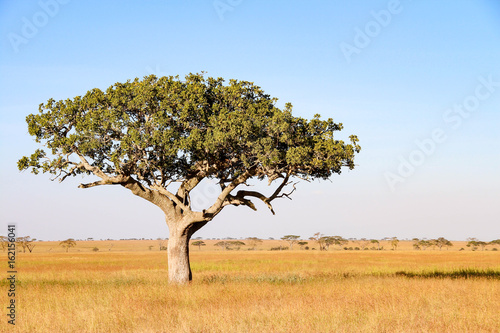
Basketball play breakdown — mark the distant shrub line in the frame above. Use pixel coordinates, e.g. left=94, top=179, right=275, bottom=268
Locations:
left=395, top=268, right=500, bottom=280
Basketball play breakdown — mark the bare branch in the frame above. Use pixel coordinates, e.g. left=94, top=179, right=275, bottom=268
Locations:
left=78, top=180, right=109, bottom=188
left=274, top=182, right=297, bottom=200
left=59, top=163, right=83, bottom=183
left=268, top=173, right=290, bottom=201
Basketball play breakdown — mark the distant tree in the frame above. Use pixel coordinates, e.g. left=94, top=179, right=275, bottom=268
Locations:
left=214, top=240, right=228, bottom=251
left=355, top=238, right=371, bottom=250
left=320, top=236, right=334, bottom=250
left=17, top=236, right=37, bottom=253
left=466, top=238, right=481, bottom=251
left=281, top=235, right=300, bottom=250
left=229, top=241, right=245, bottom=250
left=191, top=240, right=206, bottom=250
left=298, top=241, right=308, bottom=250
left=320, top=235, right=347, bottom=250
left=215, top=240, right=245, bottom=250
left=466, top=238, right=487, bottom=251
left=412, top=238, right=421, bottom=250
left=59, top=238, right=76, bottom=252
left=246, top=237, right=263, bottom=250
left=370, top=239, right=381, bottom=250
left=310, top=233, right=325, bottom=251
left=388, top=237, right=399, bottom=250
left=489, top=239, right=500, bottom=248
left=434, top=237, right=453, bottom=251
left=429, top=239, right=438, bottom=250
left=477, top=241, right=488, bottom=251
left=331, top=236, right=348, bottom=250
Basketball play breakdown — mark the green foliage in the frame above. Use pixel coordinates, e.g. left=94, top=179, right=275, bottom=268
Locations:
left=18, top=73, right=360, bottom=189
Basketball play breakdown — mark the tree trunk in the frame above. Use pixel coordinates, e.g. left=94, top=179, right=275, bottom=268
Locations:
left=167, top=225, right=193, bottom=284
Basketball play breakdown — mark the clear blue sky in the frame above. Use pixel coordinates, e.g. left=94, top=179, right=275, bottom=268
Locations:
left=1, top=0, right=499, bottom=241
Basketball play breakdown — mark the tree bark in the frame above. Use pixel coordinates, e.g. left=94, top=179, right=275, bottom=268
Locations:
left=167, top=225, right=193, bottom=284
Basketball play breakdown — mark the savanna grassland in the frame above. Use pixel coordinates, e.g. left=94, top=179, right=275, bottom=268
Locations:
left=1, top=240, right=499, bottom=333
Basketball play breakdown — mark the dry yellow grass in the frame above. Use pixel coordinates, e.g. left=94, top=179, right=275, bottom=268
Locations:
left=1, top=241, right=499, bottom=332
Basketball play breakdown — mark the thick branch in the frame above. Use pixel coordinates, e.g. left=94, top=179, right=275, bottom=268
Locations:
left=222, top=195, right=257, bottom=211
left=268, top=173, right=291, bottom=201
left=75, top=151, right=109, bottom=180
left=121, top=178, right=174, bottom=215
left=231, top=174, right=295, bottom=215
left=78, top=180, right=109, bottom=188
left=204, top=169, right=255, bottom=217
left=233, top=190, right=275, bottom=214
left=151, top=184, right=191, bottom=213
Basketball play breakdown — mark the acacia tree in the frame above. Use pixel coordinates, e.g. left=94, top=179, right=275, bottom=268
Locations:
left=18, top=73, right=360, bottom=284
left=434, top=237, right=453, bottom=251
left=214, top=240, right=245, bottom=250
left=191, top=240, right=206, bottom=250
left=16, top=236, right=37, bottom=253
left=330, top=236, right=348, bottom=250
left=355, top=238, right=371, bottom=250
left=370, top=239, right=381, bottom=250
left=385, top=237, right=399, bottom=250
left=281, top=235, right=300, bottom=250
left=489, top=239, right=500, bottom=249
left=246, top=237, right=263, bottom=250
left=310, top=232, right=326, bottom=250
left=59, top=238, right=76, bottom=252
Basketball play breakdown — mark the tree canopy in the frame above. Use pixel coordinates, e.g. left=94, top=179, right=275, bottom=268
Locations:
left=19, top=73, right=360, bottom=217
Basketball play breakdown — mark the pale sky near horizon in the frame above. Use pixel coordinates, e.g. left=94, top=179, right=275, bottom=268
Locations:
left=1, top=0, right=499, bottom=241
